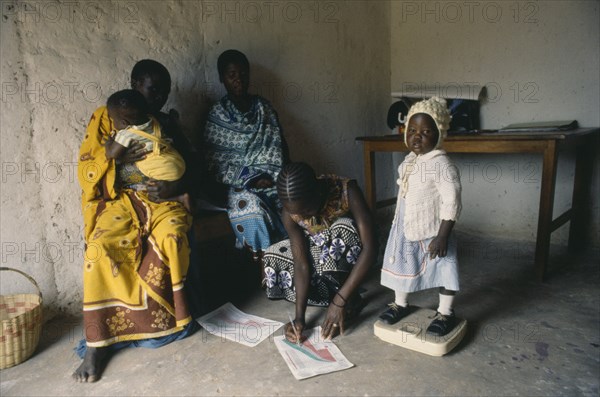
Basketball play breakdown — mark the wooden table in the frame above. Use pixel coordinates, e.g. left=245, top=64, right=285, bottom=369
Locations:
left=356, top=128, right=599, bottom=280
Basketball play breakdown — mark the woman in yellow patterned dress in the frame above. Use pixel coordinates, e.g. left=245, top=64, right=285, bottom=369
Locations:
left=73, top=60, right=197, bottom=382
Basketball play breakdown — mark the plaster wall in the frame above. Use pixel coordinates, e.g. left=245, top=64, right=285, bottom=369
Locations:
left=0, top=0, right=390, bottom=314
left=2, top=0, right=598, bottom=316
left=390, top=0, right=600, bottom=246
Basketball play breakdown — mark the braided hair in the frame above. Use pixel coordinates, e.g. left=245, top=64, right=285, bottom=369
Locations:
left=277, top=162, right=319, bottom=202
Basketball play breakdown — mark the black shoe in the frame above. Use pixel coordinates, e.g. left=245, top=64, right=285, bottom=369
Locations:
left=426, top=311, right=458, bottom=336
left=378, top=303, right=411, bottom=325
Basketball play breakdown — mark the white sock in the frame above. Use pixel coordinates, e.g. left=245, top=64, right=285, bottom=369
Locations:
left=394, top=291, right=409, bottom=307
left=437, top=293, right=455, bottom=316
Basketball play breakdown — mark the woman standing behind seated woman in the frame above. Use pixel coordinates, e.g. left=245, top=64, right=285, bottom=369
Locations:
left=203, top=49, right=288, bottom=267
left=263, top=162, right=377, bottom=341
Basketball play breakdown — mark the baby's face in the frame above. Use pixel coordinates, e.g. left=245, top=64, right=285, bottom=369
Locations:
left=405, top=113, right=439, bottom=155
left=107, top=107, right=129, bottom=130
left=108, top=107, right=143, bottom=130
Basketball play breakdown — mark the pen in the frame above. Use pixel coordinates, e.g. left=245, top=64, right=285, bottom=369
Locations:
left=288, top=313, right=301, bottom=346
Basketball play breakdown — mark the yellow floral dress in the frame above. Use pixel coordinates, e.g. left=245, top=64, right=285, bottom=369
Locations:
left=78, top=106, right=192, bottom=347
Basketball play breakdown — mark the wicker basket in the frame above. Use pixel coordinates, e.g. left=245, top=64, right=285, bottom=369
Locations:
left=0, top=267, right=43, bottom=370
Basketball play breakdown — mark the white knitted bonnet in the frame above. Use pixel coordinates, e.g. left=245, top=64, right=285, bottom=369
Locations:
left=404, top=97, right=451, bottom=149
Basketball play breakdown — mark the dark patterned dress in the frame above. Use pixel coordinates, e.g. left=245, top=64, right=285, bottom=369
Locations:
left=262, top=175, right=362, bottom=306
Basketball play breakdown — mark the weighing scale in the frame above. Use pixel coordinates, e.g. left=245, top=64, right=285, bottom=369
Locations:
left=374, top=307, right=467, bottom=356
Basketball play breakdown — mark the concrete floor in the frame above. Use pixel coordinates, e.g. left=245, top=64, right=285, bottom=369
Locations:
left=1, top=233, right=599, bottom=396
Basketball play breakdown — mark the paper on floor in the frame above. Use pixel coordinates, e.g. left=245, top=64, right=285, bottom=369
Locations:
left=196, top=302, right=284, bottom=347
left=274, top=326, right=354, bottom=380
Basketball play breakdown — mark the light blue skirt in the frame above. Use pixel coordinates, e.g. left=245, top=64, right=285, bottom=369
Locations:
left=227, top=186, right=286, bottom=252
left=381, top=198, right=459, bottom=293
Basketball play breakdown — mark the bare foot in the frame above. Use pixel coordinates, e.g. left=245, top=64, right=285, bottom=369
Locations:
left=72, top=346, right=107, bottom=383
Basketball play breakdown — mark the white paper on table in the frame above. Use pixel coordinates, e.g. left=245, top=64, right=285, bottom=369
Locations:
left=196, top=302, right=284, bottom=347
left=274, top=326, right=354, bottom=380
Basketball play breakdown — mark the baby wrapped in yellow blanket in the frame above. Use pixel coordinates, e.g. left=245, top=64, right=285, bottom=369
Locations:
left=105, top=89, right=185, bottom=181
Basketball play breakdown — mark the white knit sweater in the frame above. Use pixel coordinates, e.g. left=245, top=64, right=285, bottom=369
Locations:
left=396, top=149, right=462, bottom=241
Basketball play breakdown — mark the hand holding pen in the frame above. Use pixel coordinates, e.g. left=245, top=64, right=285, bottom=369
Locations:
left=286, top=314, right=305, bottom=345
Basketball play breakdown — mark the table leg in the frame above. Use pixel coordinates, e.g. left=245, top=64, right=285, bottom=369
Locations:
left=568, top=135, right=597, bottom=251
left=363, top=145, right=376, bottom=211
left=535, top=141, right=558, bottom=281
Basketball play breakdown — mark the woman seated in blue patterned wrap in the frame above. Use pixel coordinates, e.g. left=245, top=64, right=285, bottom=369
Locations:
left=203, top=49, right=288, bottom=265
left=263, top=162, right=377, bottom=342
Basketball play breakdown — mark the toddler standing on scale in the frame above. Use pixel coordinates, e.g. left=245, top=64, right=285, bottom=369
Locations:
left=379, top=97, right=462, bottom=336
